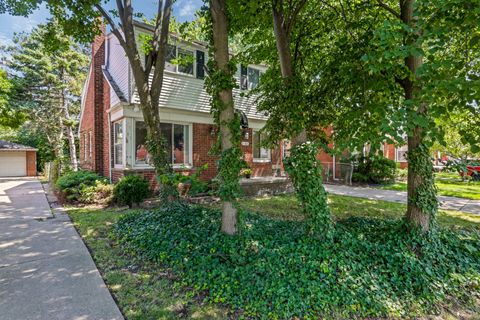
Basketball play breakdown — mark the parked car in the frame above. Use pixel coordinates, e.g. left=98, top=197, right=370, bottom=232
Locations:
left=460, top=165, right=480, bottom=181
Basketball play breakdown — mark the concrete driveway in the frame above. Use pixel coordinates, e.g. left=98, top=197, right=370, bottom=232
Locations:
left=0, top=178, right=123, bottom=320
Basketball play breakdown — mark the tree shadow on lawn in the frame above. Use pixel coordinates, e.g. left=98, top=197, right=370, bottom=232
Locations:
left=113, top=204, right=480, bottom=319
left=236, top=194, right=480, bottom=229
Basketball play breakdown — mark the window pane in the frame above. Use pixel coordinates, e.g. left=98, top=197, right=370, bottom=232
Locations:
left=114, top=122, right=123, bottom=165
left=135, top=121, right=151, bottom=164
left=183, top=125, right=190, bottom=164
left=160, top=123, right=173, bottom=163
left=165, top=44, right=176, bottom=72
left=253, top=131, right=261, bottom=159
left=253, top=131, right=270, bottom=159
left=248, top=68, right=260, bottom=89
left=173, top=124, right=186, bottom=164
left=177, top=48, right=194, bottom=75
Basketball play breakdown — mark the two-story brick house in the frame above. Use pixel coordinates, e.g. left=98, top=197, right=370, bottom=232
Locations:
left=79, top=21, right=408, bottom=187
left=79, top=21, right=286, bottom=187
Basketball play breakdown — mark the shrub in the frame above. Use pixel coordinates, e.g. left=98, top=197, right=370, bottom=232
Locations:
left=80, top=180, right=114, bottom=205
left=352, top=155, right=396, bottom=184
left=159, top=164, right=209, bottom=198
left=396, top=168, right=408, bottom=181
left=113, top=175, right=151, bottom=207
left=113, top=204, right=480, bottom=318
left=56, top=170, right=106, bottom=203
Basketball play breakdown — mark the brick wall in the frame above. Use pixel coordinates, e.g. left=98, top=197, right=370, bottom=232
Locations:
left=102, top=79, right=111, bottom=178
left=192, top=123, right=218, bottom=180
left=79, top=25, right=106, bottom=175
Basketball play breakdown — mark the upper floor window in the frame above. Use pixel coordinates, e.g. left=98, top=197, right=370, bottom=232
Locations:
left=135, top=121, right=191, bottom=166
left=241, top=65, right=261, bottom=90
left=162, top=44, right=203, bottom=79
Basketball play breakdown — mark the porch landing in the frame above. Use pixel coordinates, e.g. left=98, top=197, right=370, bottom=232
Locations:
left=240, top=177, right=293, bottom=196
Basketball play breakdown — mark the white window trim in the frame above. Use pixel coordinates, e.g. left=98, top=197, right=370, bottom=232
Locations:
left=164, top=44, right=197, bottom=78
left=252, top=130, right=271, bottom=163
left=113, top=120, right=124, bottom=168
left=132, top=120, right=193, bottom=169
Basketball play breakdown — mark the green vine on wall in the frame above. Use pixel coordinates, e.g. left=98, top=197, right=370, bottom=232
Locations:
left=284, top=142, right=333, bottom=239
left=406, top=143, right=438, bottom=229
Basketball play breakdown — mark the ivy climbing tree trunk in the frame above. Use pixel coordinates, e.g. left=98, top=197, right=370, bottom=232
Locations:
left=271, top=0, right=332, bottom=238
left=209, top=0, right=242, bottom=235
left=400, top=0, right=437, bottom=233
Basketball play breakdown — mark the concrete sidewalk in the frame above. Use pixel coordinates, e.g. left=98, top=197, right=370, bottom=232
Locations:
left=0, top=178, right=123, bottom=320
left=324, top=184, right=480, bottom=214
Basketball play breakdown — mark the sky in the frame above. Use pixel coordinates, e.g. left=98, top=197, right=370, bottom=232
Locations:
left=0, top=0, right=203, bottom=47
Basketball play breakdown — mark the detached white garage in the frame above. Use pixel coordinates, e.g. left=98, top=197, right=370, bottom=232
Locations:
left=0, top=141, right=37, bottom=177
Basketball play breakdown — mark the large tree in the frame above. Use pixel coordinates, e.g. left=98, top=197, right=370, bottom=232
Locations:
left=4, top=22, right=88, bottom=172
left=228, top=0, right=336, bottom=237
left=205, top=0, right=243, bottom=235
left=359, top=0, right=480, bottom=232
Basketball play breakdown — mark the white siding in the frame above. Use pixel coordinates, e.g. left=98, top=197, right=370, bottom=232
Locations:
left=105, top=27, right=268, bottom=121
left=106, top=34, right=130, bottom=104
left=131, top=71, right=267, bottom=120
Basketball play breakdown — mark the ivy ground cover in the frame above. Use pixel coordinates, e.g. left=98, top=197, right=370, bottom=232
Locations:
left=112, top=202, right=480, bottom=319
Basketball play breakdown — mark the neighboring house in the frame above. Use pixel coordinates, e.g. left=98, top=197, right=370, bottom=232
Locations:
left=79, top=21, right=283, bottom=187
left=0, top=140, right=37, bottom=177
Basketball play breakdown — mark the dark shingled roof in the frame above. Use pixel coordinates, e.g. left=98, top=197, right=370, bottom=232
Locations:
left=0, top=140, right=37, bottom=151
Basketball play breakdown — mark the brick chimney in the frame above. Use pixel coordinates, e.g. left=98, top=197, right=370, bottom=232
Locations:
left=92, top=24, right=106, bottom=175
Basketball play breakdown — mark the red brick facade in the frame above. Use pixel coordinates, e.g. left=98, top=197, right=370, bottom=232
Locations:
left=79, top=25, right=108, bottom=175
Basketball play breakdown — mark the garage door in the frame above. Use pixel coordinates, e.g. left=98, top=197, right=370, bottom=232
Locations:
left=0, top=152, right=27, bottom=177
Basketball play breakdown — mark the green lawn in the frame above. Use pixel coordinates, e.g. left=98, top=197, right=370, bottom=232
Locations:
left=69, top=194, right=480, bottom=319
left=235, top=194, right=480, bottom=228
left=380, top=172, right=480, bottom=200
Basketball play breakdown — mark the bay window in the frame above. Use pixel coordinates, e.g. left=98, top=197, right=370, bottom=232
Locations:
left=114, top=121, right=123, bottom=166
left=253, top=130, right=270, bottom=161
left=135, top=121, right=191, bottom=166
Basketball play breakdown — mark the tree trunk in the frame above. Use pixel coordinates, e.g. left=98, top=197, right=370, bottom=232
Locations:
left=271, top=3, right=306, bottom=146
left=401, top=0, right=437, bottom=232
left=61, top=87, right=78, bottom=171
left=211, top=0, right=239, bottom=235
left=271, top=1, right=332, bottom=237
left=99, top=1, right=173, bottom=178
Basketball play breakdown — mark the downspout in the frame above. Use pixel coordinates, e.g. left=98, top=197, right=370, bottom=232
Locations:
left=106, top=35, right=113, bottom=182
left=108, top=112, right=112, bottom=182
